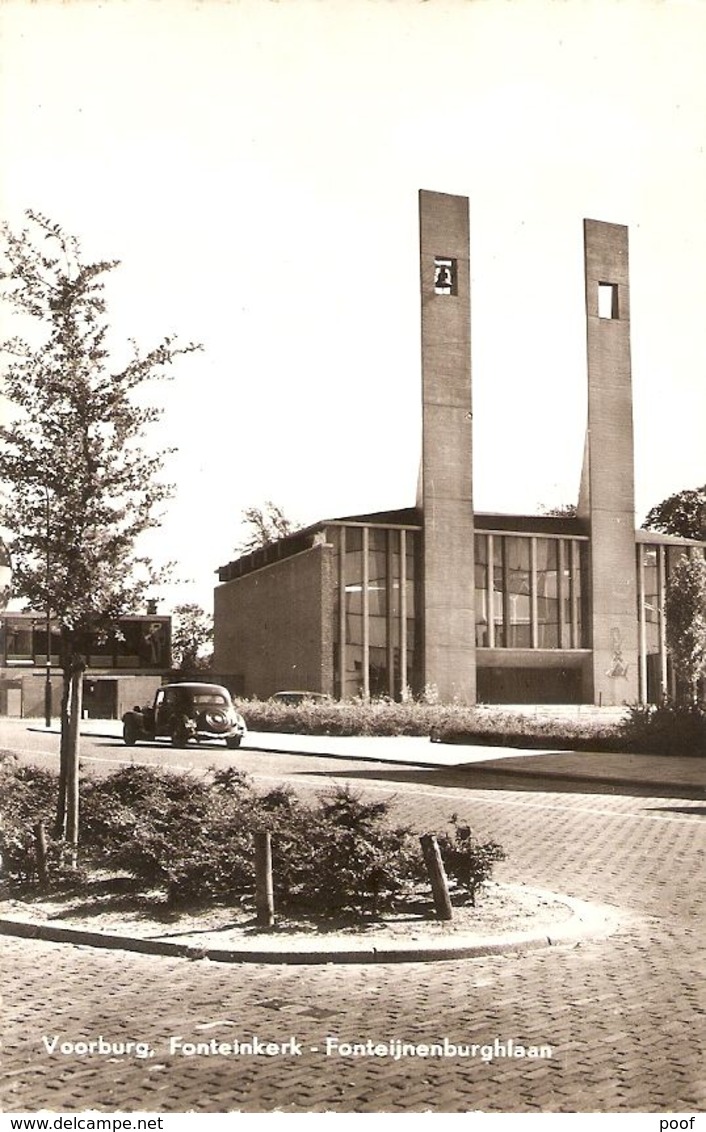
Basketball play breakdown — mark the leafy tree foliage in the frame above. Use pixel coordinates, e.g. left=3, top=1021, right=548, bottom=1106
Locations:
left=0, top=210, right=200, bottom=846
left=236, top=500, right=299, bottom=554
left=643, top=484, right=706, bottom=542
left=171, top=602, right=213, bottom=672
left=665, top=554, right=706, bottom=706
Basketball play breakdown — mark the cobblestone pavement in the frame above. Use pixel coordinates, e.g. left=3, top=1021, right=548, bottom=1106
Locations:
left=1, top=753, right=705, bottom=1113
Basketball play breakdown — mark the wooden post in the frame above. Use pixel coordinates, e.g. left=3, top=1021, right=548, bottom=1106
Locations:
left=34, top=821, right=49, bottom=888
left=255, top=830, right=275, bottom=928
left=420, top=834, right=453, bottom=921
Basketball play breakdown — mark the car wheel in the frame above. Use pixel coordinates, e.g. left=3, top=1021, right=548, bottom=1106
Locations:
left=123, top=719, right=138, bottom=746
left=225, top=736, right=242, bottom=750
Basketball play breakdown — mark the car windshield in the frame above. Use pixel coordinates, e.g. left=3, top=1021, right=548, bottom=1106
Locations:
left=192, top=693, right=227, bottom=705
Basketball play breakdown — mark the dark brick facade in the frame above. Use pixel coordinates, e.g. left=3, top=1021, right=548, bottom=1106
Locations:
left=214, top=542, right=334, bottom=699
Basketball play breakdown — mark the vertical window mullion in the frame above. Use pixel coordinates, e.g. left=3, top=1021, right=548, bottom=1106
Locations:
left=502, top=539, right=510, bottom=646
left=658, top=544, right=668, bottom=700
left=400, top=529, right=407, bottom=699
left=338, top=527, right=347, bottom=700
left=570, top=540, right=579, bottom=649
left=530, top=537, right=538, bottom=649
left=558, top=539, right=566, bottom=649
left=362, top=526, right=370, bottom=701
left=487, top=533, right=495, bottom=648
left=638, top=545, right=647, bottom=705
left=386, top=529, right=395, bottom=699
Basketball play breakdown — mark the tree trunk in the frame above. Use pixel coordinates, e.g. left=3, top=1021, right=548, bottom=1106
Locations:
left=53, top=630, right=88, bottom=856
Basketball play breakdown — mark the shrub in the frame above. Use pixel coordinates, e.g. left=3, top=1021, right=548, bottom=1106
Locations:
left=2, top=760, right=508, bottom=919
left=136, top=782, right=426, bottom=912
left=80, top=764, right=262, bottom=891
left=79, top=769, right=424, bottom=911
left=0, top=756, right=58, bottom=827
left=267, top=786, right=425, bottom=915
left=234, top=696, right=467, bottom=737
left=0, top=758, right=60, bottom=883
left=429, top=710, right=623, bottom=751
left=619, top=702, right=706, bottom=756
left=435, top=816, right=506, bottom=905
left=83, top=773, right=507, bottom=916
left=237, top=697, right=629, bottom=749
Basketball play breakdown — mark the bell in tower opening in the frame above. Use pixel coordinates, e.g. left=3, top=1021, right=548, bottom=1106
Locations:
left=434, top=256, right=456, bottom=295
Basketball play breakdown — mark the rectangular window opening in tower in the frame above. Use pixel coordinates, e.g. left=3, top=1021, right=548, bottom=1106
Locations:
left=598, top=282, right=619, bottom=319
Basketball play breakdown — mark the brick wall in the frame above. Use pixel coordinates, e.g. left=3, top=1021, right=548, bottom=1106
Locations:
left=213, top=543, right=334, bottom=699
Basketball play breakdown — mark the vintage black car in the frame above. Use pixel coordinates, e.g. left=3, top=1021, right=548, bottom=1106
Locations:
left=122, top=682, right=247, bottom=749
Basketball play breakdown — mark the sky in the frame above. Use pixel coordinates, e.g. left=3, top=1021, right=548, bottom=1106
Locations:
left=1, top=0, right=705, bottom=614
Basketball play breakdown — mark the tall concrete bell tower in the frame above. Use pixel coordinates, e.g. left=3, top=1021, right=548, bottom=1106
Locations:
left=419, top=190, right=476, bottom=703
left=579, top=219, right=639, bottom=705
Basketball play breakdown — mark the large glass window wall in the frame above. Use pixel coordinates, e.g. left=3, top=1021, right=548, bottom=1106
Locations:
left=506, top=537, right=532, bottom=647
left=536, top=538, right=560, bottom=648
left=331, top=524, right=420, bottom=700
left=474, top=533, right=588, bottom=651
left=637, top=542, right=706, bottom=702
left=330, top=525, right=706, bottom=700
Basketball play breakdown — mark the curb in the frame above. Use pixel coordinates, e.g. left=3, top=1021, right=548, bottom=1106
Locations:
left=0, top=889, right=620, bottom=966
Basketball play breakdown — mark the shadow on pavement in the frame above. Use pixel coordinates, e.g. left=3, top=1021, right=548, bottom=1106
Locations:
left=288, top=763, right=706, bottom=801
left=646, top=804, right=706, bottom=816
left=85, top=738, right=236, bottom=753
left=82, top=735, right=705, bottom=802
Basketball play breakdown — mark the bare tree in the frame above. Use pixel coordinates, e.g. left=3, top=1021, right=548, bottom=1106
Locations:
left=236, top=501, right=299, bottom=554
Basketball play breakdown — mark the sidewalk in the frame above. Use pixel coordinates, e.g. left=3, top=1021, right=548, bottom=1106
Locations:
left=28, top=718, right=705, bottom=796
left=248, top=731, right=705, bottom=796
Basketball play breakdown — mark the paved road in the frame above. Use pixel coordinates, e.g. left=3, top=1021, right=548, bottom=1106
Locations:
left=1, top=729, right=705, bottom=1113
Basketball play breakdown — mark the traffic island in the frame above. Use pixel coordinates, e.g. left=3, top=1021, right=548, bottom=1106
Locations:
left=0, top=882, right=621, bottom=965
